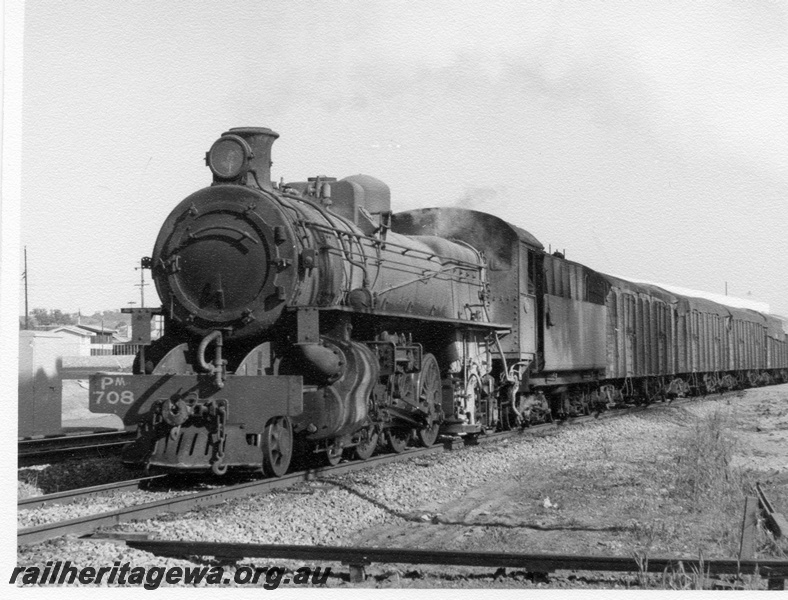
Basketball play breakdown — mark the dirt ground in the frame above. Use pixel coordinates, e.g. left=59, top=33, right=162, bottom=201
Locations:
left=348, top=384, right=788, bottom=586
left=729, top=385, right=788, bottom=488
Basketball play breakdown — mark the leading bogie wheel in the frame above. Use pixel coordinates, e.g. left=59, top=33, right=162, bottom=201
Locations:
left=324, top=443, right=343, bottom=466
left=353, top=426, right=378, bottom=461
left=262, top=416, right=293, bottom=478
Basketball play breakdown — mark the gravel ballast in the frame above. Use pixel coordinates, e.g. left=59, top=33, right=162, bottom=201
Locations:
left=16, top=384, right=788, bottom=589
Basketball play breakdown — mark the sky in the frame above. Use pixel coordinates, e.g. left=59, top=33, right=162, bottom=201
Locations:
left=7, top=0, right=788, bottom=317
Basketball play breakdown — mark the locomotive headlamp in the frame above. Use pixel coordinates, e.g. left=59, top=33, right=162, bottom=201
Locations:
left=206, top=135, right=253, bottom=180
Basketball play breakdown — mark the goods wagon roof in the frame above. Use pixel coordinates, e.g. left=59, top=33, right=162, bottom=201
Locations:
left=597, top=273, right=645, bottom=293
left=606, top=277, right=771, bottom=313
left=676, top=296, right=731, bottom=317
left=727, top=306, right=768, bottom=325
left=633, top=283, right=679, bottom=304
left=598, top=273, right=677, bottom=304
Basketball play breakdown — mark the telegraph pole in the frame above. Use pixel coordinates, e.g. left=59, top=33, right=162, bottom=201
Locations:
left=23, top=246, right=29, bottom=329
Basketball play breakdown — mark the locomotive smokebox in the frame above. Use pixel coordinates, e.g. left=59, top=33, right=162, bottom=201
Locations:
left=209, top=127, right=279, bottom=190
left=152, top=126, right=298, bottom=342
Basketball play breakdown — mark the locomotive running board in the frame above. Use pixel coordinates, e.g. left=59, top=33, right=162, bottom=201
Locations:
left=289, top=305, right=512, bottom=331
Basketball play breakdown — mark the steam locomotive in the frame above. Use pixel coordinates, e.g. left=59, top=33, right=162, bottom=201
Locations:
left=89, top=127, right=788, bottom=476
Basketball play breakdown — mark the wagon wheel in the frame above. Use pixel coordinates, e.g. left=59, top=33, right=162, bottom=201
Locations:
left=416, top=353, right=443, bottom=447
left=324, top=442, right=343, bottom=466
left=386, top=428, right=410, bottom=453
left=261, top=416, right=293, bottom=478
left=353, top=426, right=378, bottom=461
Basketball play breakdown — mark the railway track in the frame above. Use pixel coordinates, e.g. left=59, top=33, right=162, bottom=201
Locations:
left=18, top=431, right=136, bottom=467
left=18, top=445, right=445, bottom=546
left=15, top=393, right=729, bottom=547
left=18, top=475, right=169, bottom=511
left=95, top=536, right=788, bottom=589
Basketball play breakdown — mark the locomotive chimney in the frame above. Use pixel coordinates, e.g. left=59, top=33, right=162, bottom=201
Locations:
left=224, top=126, right=279, bottom=191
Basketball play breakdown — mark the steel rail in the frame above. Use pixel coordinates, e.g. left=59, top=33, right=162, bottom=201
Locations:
left=19, top=430, right=134, bottom=452
left=19, top=431, right=135, bottom=467
left=104, top=537, right=788, bottom=583
left=756, top=482, right=788, bottom=539
left=16, top=392, right=735, bottom=547
left=19, top=475, right=169, bottom=511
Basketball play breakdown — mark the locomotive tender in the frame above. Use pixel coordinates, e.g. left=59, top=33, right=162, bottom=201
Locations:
left=89, top=127, right=788, bottom=476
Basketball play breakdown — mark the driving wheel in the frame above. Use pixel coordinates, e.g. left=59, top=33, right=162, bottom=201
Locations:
left=416, top=353, right=443, bottom=447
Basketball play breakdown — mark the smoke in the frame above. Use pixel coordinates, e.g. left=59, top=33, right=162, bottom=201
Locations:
left=456, top=185, right=507, bottom=212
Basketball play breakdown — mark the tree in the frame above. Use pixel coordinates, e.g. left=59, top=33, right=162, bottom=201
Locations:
left=30, top=308, right=53, bottom=327
left=27, top=308, right=76, bottom=328
left=51, top=309, right=74, bottom=325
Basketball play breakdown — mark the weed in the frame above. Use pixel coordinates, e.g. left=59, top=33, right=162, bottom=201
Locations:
left=658, top=553, right=713, bottom=590
left=17, top=468, right=42, bottom=499
left=671, top=408, right=743, bottom=511
left=637, top=406, right=761, bottom=559
left=632, top=552, right=649, bottom=588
